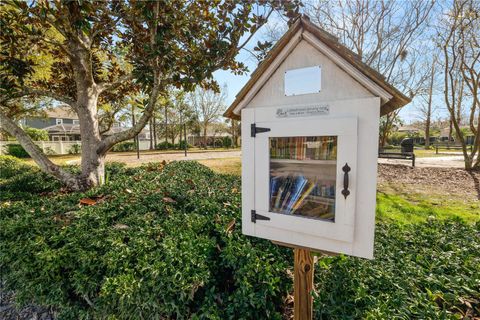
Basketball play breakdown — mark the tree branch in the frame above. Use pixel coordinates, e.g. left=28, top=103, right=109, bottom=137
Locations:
left=0, top=88, right=76, bottom=108
left=0, top=109, right=81, bottom=188
left=97, top=75, right=162, bottom=154
left=97, top=74, right=134, bottom=93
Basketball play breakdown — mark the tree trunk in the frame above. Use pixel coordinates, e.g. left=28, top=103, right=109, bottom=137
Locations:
left=149, top=118, right=153, bottom=150
left=153, top=115, right=157, bottom=149
left=425, top=58, right=436, bottom=149
left=164, top=104, right=168, bottom=143
left=203, top=124, right=208, bottom=148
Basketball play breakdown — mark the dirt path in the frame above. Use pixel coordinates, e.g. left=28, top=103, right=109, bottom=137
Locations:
left=67, top=150, right=242, bottom=166
left=379, top=155, right=473, bottom=168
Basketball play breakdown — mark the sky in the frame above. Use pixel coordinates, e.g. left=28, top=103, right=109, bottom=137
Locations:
left=212, top=13, right=450, bottom=126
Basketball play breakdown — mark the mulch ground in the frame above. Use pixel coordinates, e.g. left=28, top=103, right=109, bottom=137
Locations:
left=377, top=163, right=480, bottom=200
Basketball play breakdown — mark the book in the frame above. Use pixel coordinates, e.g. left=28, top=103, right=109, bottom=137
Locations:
left=286, top=175, right=308, bottom=213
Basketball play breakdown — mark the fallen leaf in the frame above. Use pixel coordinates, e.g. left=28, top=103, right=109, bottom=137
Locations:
left=163, top=197, right=176, bottom=203
left=113, top=223, right=129, bottom=230
left=80, top=198, right=96, bottom=206
left=225, top=219, right=235, bottom=234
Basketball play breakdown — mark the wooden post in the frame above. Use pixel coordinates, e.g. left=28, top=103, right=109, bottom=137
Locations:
left=294, top=248, right=314, bottom=320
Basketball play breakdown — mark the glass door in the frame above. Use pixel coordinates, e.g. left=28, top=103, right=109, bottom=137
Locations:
left=254, top=117, right=357, bottom=243
left=269, top=136, right=337, bottom=221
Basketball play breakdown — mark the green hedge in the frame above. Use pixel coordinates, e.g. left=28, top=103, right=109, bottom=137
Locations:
left=5, top=143, right=30, bottom=158
left=0, top=161, right=478, bottom=319
left=111, top=141, right=136, bottom=152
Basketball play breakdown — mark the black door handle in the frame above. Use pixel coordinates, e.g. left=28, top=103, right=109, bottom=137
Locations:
left=342, top=163, right=351, bottom=199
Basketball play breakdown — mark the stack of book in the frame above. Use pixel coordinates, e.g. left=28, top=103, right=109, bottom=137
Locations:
left=270, top=173, right=335, bottom=220
left=270, top=136, right=337, bottom=160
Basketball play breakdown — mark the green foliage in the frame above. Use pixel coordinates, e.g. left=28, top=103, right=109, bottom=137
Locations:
left=68, top=143, right=81, bottom=154
left=314, top=221, right=480, bottom=319
left=175, top=140, right=191, bottom=150
left=0, top=155, right=27, bottom=179
left=24, top=127, right=49, bottom=141
left=0, top=156, right=60, bottom=200
left=156, top=141, right=175, bottom=150
left=221, top=136, right=233, bottom=148
left=111, top=141, right=136, bottom=152
left=389, top=131, right=408, bottom=145
left=6, top=143, right=30, bottom=158
left=0, top=161, right=478, bottom=319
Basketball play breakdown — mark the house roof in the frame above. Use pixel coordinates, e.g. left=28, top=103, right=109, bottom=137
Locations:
left=45, top=105, right=78, bottom=120
left=44, top=123, right=80, bottom=134
left=224, top=16, right=411, bottom=120
left=397, top=125, right=420, bottom=132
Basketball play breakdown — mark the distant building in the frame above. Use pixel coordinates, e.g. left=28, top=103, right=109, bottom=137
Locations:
left=21, top=106, right=150, bottom=142
left=21, top=106, right=80, bottom=141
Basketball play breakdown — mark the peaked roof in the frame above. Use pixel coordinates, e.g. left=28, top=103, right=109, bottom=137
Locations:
left=224, top=16, right=411, bottom=120
left=45, top=105, right=78, bottom=120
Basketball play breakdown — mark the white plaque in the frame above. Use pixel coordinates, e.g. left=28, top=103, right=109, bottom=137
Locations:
left=284, top=66, right=321, bottom=96
left=276, top=105, right=329, bottom=118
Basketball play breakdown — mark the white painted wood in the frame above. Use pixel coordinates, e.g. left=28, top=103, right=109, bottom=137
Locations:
left=302, top=32, right=392, bottom=104
left=241, top=97, right=380, bottom=258
left=232, top=30, right=303, bottom=116
left=241, top=108, right=256, bottom=236
left=284, top=66, right=322, bottom=96
left=253, top=116, right=358, bottom=243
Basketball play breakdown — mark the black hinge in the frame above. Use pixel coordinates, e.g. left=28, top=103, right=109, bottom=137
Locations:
left=251, top=123, right=271, bottom=137
left=251, top=210, right=270, bottom=223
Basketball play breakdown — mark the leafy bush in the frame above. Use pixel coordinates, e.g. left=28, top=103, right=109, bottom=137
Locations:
left=222, top=136, right=233, bottom=148
left=0, top=156, right=61, bottom=200
left=0, top=155, right=28, bottom=179
left=111, top=141, right=136, bottom=152
left=175, top=140, right=191, bottom=150
left=156, top=141, right=174, bottom=150
left=0, top=161, right=478, bottom=319
left=24, top=127, right=49, bottom=141
left=68, top=143, right=81, bottom=154
left=6, top=143, right=30, bottom=158
left=388, top=132, right=408, bottom=145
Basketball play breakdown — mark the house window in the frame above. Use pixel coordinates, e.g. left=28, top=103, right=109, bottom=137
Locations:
left=56, top=119, right=63, bottom=125
left=73, top=120, right=80, bottom=124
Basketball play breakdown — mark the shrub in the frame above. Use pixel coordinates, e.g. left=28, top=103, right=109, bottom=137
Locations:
left=0, top=157, right=61, bottom=200
left=175, top=140, right=191, bottom=150
left=0, top=161, right=478, bottom=319
left=111, top=141, right=136, bottom=152
left=24, top=127, right=49, bottom=141
left=222, top=136, right=233, bottom=148
left=0, top=155, right=27, bottom=179
left=156, top=141, right=174, bottom=150
left=6, top=143, right=30, bottom=158
left=68, top=143, right=81, bottom=154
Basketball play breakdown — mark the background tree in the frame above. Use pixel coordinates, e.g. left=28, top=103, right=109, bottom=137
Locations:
left=438, top=0, right=480, bottom=170
left=190, top=85, right=228, bottom=148
left=304, top=0, right=436, bottom=146
left=416, top=55, right=439, bottom=149
left=0, top=0, right=301, bottom=190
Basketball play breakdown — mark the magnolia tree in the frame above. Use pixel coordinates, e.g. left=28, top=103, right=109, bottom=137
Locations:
left=0, top=0, right=300, bottom=190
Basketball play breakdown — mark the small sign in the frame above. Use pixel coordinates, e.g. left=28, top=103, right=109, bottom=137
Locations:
left=276, top=105, right=330, bottom=118
left=285, top=66, right=322, bottom=96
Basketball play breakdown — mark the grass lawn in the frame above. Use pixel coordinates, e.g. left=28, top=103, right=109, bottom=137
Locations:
left=414, top=149, right=463, bottom=158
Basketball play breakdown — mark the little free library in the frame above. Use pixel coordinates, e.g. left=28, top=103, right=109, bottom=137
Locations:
left=224, top=16, right=410, bottom=260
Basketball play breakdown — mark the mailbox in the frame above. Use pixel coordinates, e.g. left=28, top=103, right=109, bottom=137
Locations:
left=224, top=16, right=410, bottom=259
